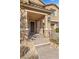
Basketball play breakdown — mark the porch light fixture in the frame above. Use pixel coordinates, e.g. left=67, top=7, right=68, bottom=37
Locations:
left=48, top=16, right=51, bottom=22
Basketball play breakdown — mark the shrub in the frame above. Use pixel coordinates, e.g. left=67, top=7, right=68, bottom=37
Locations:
left=55, top=28, right=59, bottom=33
left=50, top=39, right=59, bottom=45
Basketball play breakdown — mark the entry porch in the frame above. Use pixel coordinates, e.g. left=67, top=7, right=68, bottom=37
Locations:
left=21, top=9, right=51, bottom=39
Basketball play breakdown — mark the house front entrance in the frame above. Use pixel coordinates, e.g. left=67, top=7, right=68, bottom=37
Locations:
left=29, top=21, right=37, bottom=36
left=26, top=10, right=50, bottom=39
left=27, top=11, right=45, bottom=37
left=30, top=22, right=35, bottom=34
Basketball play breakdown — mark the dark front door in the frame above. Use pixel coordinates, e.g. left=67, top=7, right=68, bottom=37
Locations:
left=30, top=22, right=34, bottom=34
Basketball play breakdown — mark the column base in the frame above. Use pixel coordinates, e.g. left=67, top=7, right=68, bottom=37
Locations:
left=44, top=29, right=49, bottom=38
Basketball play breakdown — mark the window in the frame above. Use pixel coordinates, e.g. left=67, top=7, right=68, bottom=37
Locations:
left=54, top=11, right=57, bottom=16
left=48, top=16, right=51, bottom=21
left=52, top=12, right=55, bottom=16
left=51, top=11, right=57, bottom=16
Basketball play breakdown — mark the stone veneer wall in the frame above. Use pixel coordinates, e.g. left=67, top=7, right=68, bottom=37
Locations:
left=45, top=5, right=59, bottom=21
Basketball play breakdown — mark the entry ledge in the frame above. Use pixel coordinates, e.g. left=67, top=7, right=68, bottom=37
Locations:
left=34, top=42, right=50, bottom=47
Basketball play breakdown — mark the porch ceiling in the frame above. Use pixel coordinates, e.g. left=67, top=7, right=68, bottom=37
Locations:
left=27, top=12, right=45, bottom=20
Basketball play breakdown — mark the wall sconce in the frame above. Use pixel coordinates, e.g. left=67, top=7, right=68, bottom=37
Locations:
left=48, top=16, right=51, bottom=22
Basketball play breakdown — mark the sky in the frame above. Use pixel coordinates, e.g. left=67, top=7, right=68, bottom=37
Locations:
left=42, top=0, right=59, bottom=5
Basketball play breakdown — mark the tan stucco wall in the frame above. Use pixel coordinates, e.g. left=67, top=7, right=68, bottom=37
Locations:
left=45, top=5, right=59, bottom=11
left=45, top=5, right=59, bottom=21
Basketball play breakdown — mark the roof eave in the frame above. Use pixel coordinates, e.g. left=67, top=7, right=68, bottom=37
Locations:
left=21, top=3, right=51, bottom=14
left=45, top=4, right=59, bottom=9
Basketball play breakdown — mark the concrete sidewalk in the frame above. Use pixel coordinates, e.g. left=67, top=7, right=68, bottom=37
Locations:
left=36, top=44, right=59, bottom=59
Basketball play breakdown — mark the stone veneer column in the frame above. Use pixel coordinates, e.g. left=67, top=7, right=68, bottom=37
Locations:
left=44, top=15, right=49, bottom=38
left=37, top=21, right=40, bottom=33
left=39, top=20, right=43, bottom=35
left=20, top=9, right=28, bottom=41
left=25, top=10, right=29, bottom=37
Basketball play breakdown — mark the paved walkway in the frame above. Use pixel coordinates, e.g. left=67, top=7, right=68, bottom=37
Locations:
left=36, top=44, right=59, bottom=59
left=30, top=34, right=59, bottom=59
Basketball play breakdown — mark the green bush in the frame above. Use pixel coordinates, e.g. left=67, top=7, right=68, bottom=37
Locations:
left=55, top=28, right=59, bottom=33
left=50, top=39, right=59, bottom=45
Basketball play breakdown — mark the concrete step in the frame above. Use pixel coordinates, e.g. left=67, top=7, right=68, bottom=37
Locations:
left=34, top=42, right=50, bottom=47
left=31, top=34, right=45, bottom=40
left=30, top=34, right=50, bottom=45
